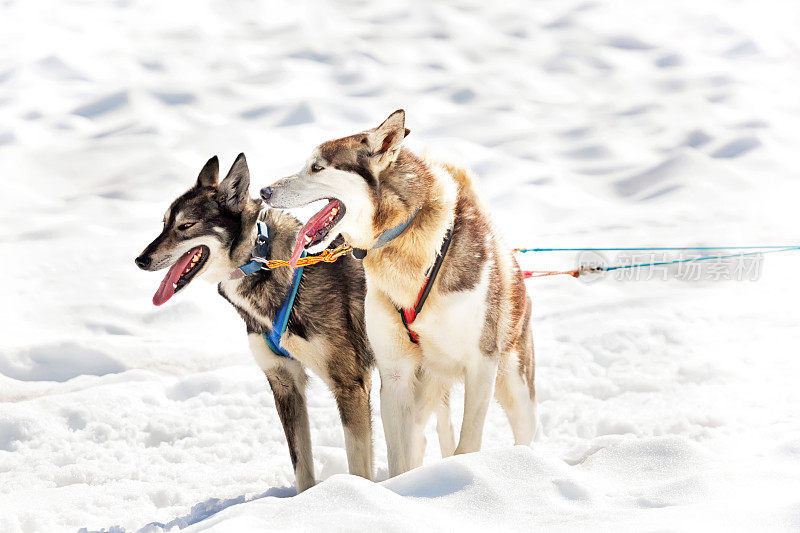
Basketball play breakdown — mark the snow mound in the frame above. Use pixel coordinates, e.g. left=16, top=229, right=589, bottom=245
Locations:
left=181, top=442, right=798, bottom=532
left=185, top=448, right=570, bottom=532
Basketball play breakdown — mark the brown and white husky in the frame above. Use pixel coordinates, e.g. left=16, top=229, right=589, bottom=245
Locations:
left=260, top=111, right=537, bottom=477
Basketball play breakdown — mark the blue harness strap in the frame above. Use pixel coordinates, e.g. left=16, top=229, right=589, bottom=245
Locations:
left=230, top=220, right=306, bottom=360
left=352, top=208, right=420, bottom=259
left=262, top=253, right=305, bottom=360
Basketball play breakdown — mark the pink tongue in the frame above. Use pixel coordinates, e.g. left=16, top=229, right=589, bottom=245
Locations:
left=290, top=200, right=338, bottom=267
left=153, top=248, right=197, bottom=306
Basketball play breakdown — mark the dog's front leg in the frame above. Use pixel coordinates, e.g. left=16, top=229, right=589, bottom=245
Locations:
left=266, top=364, right=315, bottom=492
left=366, top=293, right=419, bottom=478
left=248, top=334, right=315, bottom=493
left=454, top=354, right=499, bottom=455
left=326, top=364, right=374, bottom=481
left=378, top=359, right=417, bottom=477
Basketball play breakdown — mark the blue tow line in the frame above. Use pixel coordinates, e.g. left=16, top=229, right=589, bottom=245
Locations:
left=516, top=245, right=800, bottom=274
left=516, top=245, right=800, bottom=253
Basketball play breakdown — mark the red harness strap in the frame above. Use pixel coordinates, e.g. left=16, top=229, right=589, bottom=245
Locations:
left=398, top=229, right=453, bottom=344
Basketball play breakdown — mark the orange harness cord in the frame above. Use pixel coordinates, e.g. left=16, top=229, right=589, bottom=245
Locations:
left=258, top=243, right=353, bottom=269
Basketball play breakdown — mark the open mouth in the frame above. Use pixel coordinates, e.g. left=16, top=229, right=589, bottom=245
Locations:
left=290, top=199, right=345, bottom=266
left=153, top=245, right=210, bottom=306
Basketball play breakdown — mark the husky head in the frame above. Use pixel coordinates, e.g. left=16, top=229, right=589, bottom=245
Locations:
left=260, top=110, right=413, bottom=266
left=135, top=154, right=254, bottom=305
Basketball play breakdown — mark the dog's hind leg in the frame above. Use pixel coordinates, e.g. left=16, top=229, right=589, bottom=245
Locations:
left=454, top=353, right=499, bottom=455
left=249, top=335, right=315, bottom=493
left=410, top=370, right=450, bottom=467
left=494, top=300, right=537, bottom=446
left=412, top=372, right=456, bottom=464
left=435, top=388, right=456, bottom=458
left=328, top=363, right=374, bottom=481
left=494, top=351, right=536, bottom=445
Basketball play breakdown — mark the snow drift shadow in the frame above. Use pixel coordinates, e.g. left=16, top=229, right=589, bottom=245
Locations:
left=0, top=342, right=126, bottom=382
left=139, top=486, right=296, bottom=532
left=82, top=485, right=296, bottom=533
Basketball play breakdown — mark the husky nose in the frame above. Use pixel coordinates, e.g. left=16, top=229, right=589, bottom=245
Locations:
left=260, top=186, right=273, bottom=202
left=135, top=255, right=151, bottom=270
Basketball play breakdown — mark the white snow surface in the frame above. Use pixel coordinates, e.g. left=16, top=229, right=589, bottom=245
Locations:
left=2, top=0, right=800, bottom=531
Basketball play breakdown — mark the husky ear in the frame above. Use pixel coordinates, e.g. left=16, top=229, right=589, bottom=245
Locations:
left=365, top=110, right=408, bottom=165
left=218, top=153, right=250, bottom=212
left=196, top=156, right=219, bottom=188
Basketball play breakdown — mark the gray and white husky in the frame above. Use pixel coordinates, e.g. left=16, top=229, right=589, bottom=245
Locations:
left=260, top=111, right=537, bottom=477
left=135, top=154, right=374, bottom=492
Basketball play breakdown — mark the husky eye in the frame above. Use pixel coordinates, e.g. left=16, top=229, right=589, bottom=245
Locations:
left=177, top=222, right=196, bottom=231
left=310, top=163, right=324, bottom=173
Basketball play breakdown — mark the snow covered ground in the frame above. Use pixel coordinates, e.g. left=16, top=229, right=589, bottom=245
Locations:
left=2, top=0, right=800, bottom=531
